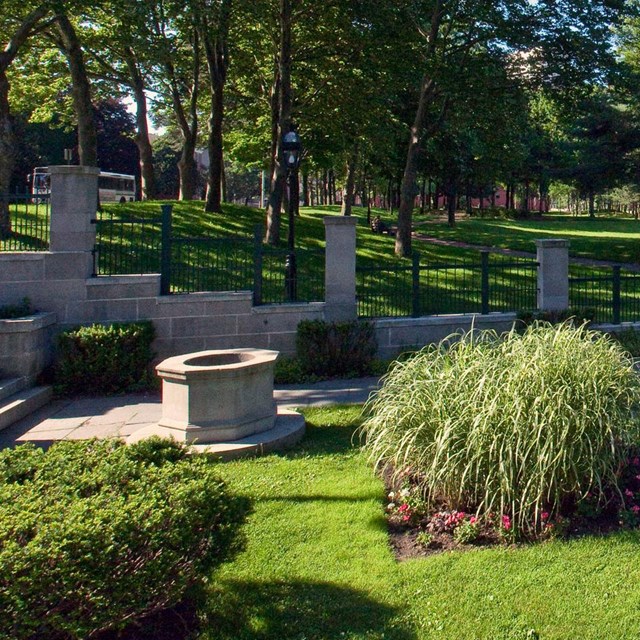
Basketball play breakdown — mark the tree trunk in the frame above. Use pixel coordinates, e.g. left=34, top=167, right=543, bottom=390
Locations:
left=201, top=0, right=231, bottom=213
left=395, top=75, right=434, bottom=256
left=447, top=188, right=457, bottom=227
left=178, top=137, right=197, bottom=200
left=0, top=6, right=49, bottom=233
left=163, top=28, right=199, bottom=201
left=265, top=0, right=293, bottom=245
left=204, top=73, right=225, bottom=212
left=56, top=14, right=97, bottom=167
left=0, top=70, right=13, bottom=234
left=340, top=143, right=358, bottom=216
left=589, top=190, right=595, bottom=218
left=302, top=167, right=309, bottom=206
left=125, top=52, right=156, bottom=200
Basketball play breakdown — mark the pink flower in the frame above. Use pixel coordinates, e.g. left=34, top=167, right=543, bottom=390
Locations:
left=635, top=474, right=640, bottom=481
left=625, top=489, right=634, bottom=498
left=633, top=457, right=640, bottom=466
left=402, top=514, right=411, bottom=522
left=632, top=505, right=640, bottom=514
left=398, top=504, right=410, bottom=512
left=501, top=515, right=512, bottom=531
left=469, top=516, right=478, bottom=525
left=541, top=511, right=549, bottom=521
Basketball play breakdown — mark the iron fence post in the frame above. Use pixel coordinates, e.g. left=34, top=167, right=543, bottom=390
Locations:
left=160, top=204, right=172, bottom=296
left=412, top=252, right=421, bottom=317
left=481, top=251, right=490, bottom=315
left=253, top=225, right=263, bottom=305
left=612, top=265, right=621, bottom=324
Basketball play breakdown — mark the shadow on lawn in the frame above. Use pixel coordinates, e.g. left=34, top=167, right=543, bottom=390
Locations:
left=204, top=578, right=415, bottom=640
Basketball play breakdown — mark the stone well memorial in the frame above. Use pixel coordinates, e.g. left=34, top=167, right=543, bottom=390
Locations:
left=128, top=348, right=305, bottom=459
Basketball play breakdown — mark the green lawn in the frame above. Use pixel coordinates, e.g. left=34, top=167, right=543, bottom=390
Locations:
left=415, top=212, right=640, bottom=264
left=203, top=405, right=640, bottom=640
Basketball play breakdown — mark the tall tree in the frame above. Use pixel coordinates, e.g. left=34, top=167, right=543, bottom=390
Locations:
left=394, top=0, right=630, bottom=256
left=193, top=0, right=232, bottom=212
left=0, top=3, right=50, bottom=234
left=51, top=11, right=98, bottom=166
left=264, top=0, right=294, bottom=244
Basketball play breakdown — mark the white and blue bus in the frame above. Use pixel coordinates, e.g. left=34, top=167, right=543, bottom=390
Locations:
left=30, top=167, right=137, bottom=203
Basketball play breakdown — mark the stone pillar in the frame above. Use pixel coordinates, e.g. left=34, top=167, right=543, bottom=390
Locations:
left=324, top=216, right=357, bottom=321
left=536, top=239, right=569, bottom=311
left=49, top=165, right=99, bottom=255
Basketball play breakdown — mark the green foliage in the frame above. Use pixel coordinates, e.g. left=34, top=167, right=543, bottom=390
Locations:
left=54, top=321, right=155, bottom=395
left=610, top=327, right=640, bottom=357
left=0, top=297, right=32, bottom=319
left=0, top=438, right=248, bottom=640
left=516, top=308, right=595, bottom=328
left=362, top=323, right=640, bottom=536
left=453, top=518, right=482, bottom=545
left=296, top=319, right=377, bottom=378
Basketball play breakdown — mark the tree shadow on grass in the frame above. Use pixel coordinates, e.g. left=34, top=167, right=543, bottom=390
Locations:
left=204, top=578, right=415, bottom=640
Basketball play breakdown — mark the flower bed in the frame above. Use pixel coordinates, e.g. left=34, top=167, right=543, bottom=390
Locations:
left=385, top=456, right=640, bottom=559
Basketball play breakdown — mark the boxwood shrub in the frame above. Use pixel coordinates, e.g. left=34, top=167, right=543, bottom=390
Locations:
left=0, top=437, right=249, bottom=640
left=55, top=321, right=156, bottom=394
left=296, top=319, right=377, bottom=378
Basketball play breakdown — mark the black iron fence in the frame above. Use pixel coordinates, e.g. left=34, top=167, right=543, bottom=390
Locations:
left=93, top=205, right=324, bottom=304
left=357, top=251, right=539, bottom=318
left=0, top=191, right=50, bottom=251
left=92, top=210, right=162, bottom=276
left=569, top=265, right=640, bottom=324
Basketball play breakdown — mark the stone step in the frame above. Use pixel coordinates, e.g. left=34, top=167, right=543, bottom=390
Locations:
left=0, top=377, right=29, bottom=403
left=0, top=386, right=53, bottom=432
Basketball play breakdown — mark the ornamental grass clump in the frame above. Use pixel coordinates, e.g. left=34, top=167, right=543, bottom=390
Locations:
left=361, top=323, right=640, bottom=537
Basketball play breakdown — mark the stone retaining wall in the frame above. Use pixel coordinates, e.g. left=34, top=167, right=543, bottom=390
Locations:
left=0, top=312, right=57, bottom=379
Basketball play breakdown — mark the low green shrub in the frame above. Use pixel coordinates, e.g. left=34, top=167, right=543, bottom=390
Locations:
left=0, top=437, right=249, bottom=640
left=55, top=321, right=156, bottom=395
left=296, top=319, right=377, bottom=378
left=0, top=297, right=32, bottom=319
left=361, top=323, right=640, bottom=537
left=610, top=327, right=640, bottom=358
left=516, top=307, right=596, bottom=328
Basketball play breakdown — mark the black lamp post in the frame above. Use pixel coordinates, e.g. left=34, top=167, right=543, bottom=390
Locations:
left=282, top=129, right=302, bottom=301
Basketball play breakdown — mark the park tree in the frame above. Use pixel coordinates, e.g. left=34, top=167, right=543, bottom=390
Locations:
left=393, top=0, right=632, bottom=256
left=560, top=95, right=640, bottom=217
left=78, top=0, right=160, bottom=199
left=0, top=3, right=51, bottom=234
left=192, top=0, right=232, bottom=213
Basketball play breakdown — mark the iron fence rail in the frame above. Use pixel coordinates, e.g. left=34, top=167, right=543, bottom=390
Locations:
left=92, top=206, right=325, bottom=304
left=0, top=192, right=50, bottom=251
left=92, top=212, right=161, bottom=276
left=357, top=252, right=538, bottom=318
left=569, top=265, right=640, bottom=324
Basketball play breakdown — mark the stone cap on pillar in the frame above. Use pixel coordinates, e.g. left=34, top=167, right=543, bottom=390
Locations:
left=48, top=165, right=100, bottom=177
left=535, top=239, right=570, bottom=249
left=323, top=215, right=358, bottom=228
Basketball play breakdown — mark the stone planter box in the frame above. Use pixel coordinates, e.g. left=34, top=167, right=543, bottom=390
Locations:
left=0, top=312, right=57, bottom=380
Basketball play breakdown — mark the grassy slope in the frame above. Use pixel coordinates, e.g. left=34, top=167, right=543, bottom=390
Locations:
left=105, top=201, right=481, bottom=264
left=204, top=406, right=640, bottom=640
left=415, top=213, right=640, bottom=264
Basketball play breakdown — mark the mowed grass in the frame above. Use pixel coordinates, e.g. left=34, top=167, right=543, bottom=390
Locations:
left=203, top=405, right=640, bottom=640
left=415, top=212, right=640, bottom=264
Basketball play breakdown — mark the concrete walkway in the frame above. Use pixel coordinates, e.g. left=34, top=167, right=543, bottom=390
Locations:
left=0, top=377, right=381, bottom=450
